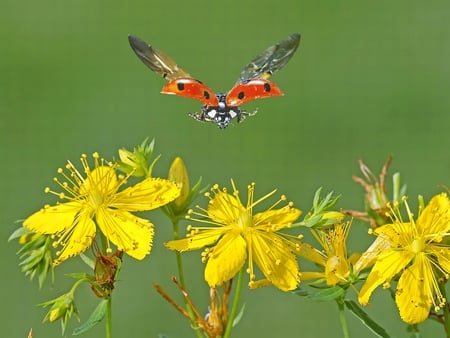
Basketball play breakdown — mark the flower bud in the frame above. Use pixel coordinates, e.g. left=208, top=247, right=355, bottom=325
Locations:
left=168, top=157, right=190, bottom=210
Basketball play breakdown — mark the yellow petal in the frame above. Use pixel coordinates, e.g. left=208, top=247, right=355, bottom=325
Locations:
left=358, top=250, right=413, bottom=305
left=416, top=193, right=450, bottom=235
left=250, top=231, right=300, bottom=291
left=431, top=243, right=450, bottom=274
left=207, top=191, right=244, bottom=224
left=81, top=166, right=119, bottom=196
left=325, top=255, right=348, bottom=286
left=395, top=254, right=433, bottom=324
left=112, top=177, right=180, bottom=212
left=205, top=231, right=247, bottom=287
left=23, top=202, right=81, bottom=234
left=253, top=207, right=302, bottom=230
left=354, top=235, right=391, bottom=272
left=300, top=271, right=325, bottom=281
left=96, top=208, right=153, bottom=260
left=165, top=229, right=224, bottom=251
left=296, top=242, right=326, bottom=265
left=54, top=211, right=96, bottom=265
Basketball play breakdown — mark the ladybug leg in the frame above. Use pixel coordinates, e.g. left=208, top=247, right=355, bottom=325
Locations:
left=188, top=112, right=207, bottom=122
left=239, top=108, right=258, bottom=123
left=188, top=105, right=213, bottom=123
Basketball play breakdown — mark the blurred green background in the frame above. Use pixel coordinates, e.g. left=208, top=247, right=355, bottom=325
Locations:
left=1, top=0, right=449, bottom=337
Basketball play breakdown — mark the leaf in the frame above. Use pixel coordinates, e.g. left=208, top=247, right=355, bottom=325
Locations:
left=8, top=226, right=28, bottom=241
left=232, top=303, right=246, bottom=327
left=72, top=299, right=108, bottom=335
left=80, top=253, right=95, bottom=269
left=308, top=286, right=346, bottom=302
left=293, top=286, right=346, bottom=302
left=344, top=299, right=392, bottom=338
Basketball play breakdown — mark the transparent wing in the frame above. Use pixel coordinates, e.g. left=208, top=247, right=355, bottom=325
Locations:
left=128, top=35, right=191, bottom=81
left=236, top=33, right=301, bottom=84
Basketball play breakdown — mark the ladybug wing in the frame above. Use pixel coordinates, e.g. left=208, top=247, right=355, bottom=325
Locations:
left=128, top=35, right=218, bottom=106
left=236, top=33, right=300, bottom=84
left=226, top=79, right=283, bottom=106
left=128, top=35, right=191, bottom=81
left=162, top=78, right=219, bottom=106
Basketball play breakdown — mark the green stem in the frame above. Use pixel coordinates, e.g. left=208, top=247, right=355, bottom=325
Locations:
left=439, top=282, right=450, bottom=338
left=172, top=219, right=203, bottom=338
left=173, top=219, right=186, bottom=286
left=105, top=298, right=112, bottom=338
left=96, top=232, right=113, bottom=338
left=223, top=268, right=244, bottom=338
left=337, top=299, right=349, bottom=338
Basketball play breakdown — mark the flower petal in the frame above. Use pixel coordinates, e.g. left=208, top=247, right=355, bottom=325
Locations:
left=249, top=231, right=300, bottom=291
left=359, top=249, right=413, bottom=305
left=207, top=191, right=245, bottom=224
left=354, top=235, right=391, bottom=272
left=81, top=167, right=119, bottom=196
left=204, top=231, right=247, bottom=287
left=54, top=210, right=96, bottom=265
left=395, top=254, right=433, bottom=324
left=416, top=193, right=450, bottom=235
left=165, top=229, right=225, bottom=251
left=96, top=208, right=153, bottom=260
left=112, top=177, right=180, bottom=212
left=431, top=244, right=450, bottom=274
left=23, top=202, right=81, bottom=234
left=253, top=207, right=301, bottom=231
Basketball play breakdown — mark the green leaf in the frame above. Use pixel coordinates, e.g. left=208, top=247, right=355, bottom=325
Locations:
left=72, top=299, right=108, bottom=335
left=293, top=286, right=346, bottom=302
left=308, top=286, right=346, bottom=302
left=232, top=303, right=246, bottom=327
left=344, top=299, right=392, bottom=338
left=8, top=226, right=28, bottom=241
left=80, top=253, right=95, bottom=269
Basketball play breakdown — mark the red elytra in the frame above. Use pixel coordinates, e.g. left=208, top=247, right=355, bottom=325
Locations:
left=161, top=78, right=283, bottom=107
left=128, top=33, right=300, bottom=128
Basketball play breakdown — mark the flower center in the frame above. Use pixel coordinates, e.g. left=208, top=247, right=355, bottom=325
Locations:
left=410, top=236, right=426, bottom=254
left=237, top=211, right=251, bottom=231
left=89, top=189, right=105, bottom=211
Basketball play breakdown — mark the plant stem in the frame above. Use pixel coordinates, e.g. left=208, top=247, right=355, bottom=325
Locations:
left=96, top=232, right=113, bottom=338
left=337, top=299, right=349, bottom=338
left=223, top=268, right=244, bottom=338
left=106, top=298, right=112, bottom=338
left=172, top=219, right=203, bottom=338
left=439, top=282, right=450, bottom=338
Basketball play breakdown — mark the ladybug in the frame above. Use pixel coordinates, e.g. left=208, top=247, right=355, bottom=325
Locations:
left=128, top=33, right=300, bottom=128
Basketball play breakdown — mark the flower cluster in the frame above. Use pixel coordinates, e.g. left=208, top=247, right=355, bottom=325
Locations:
left=11, top=143, right=450, bottom=338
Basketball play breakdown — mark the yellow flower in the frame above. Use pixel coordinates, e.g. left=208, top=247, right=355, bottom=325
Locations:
left=358, top=193, right=450, bottom=324
left=24, top=153, right=180, bottom=265
left=165, top=180, right=305, bottom=291
left=301, top=222, right=358, bottom=286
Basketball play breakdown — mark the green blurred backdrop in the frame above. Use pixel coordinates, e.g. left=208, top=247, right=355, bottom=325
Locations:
left=1, top=0, right=449, bottom=337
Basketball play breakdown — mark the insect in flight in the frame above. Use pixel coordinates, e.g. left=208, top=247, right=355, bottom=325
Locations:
left=128, top=33, right=300, bottom=128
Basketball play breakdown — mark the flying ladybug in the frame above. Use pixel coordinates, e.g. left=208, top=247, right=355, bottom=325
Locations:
left=128, top=33, right=300, bottom=128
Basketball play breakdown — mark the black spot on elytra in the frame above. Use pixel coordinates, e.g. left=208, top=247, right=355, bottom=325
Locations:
left=204, top=91, right=210, bottom=99
left=264, top=83, right=271, bottom=92
left=177, top=82, right=185, bottom=91
left=238, top=91, right=245, bottom=99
